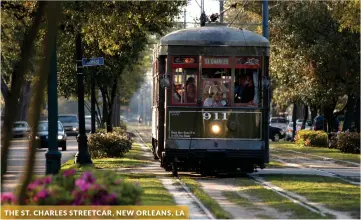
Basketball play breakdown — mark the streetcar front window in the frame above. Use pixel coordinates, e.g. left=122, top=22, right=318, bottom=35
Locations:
left=201, top=68, right=231, bottom=107
left=172, top=68, right=198, bottom=104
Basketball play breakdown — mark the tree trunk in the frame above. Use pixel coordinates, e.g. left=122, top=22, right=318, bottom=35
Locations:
left=323, top=104, right=335, bottom=133
left=1, top=77, right=10, bottom=106
left=355, top=98, right=360, bottom=133
left=310, top=105, right=317, bottom=123
left=292, top=103, right=297, bottom=141
left=18, top=82, right=31, bottom=121
left=17, top=1, right=61, bottom=204
left=111, top=95, right=120, bottom=127
left=343, top=95, right=355, bottom=131
left=106, top=80, right=118, bottom=132
left=101, top=90, right=108, bottom=129
left=1, top=2, right=46, bottom=190
left=301, top=105, right=308, bottom=129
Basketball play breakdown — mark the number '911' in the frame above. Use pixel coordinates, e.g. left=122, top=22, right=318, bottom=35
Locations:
left=203, top=112, right=227, bottom=120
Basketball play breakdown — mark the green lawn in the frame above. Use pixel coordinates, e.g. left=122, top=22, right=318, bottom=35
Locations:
left=263, top=175, right=360, bottom=219
left=271, top=142, right=360, bottom=164
left=267, top=160, right=289, bottom=168
left=61, top=143, right=175, bottom=206
left=181, top=177, right=233, bottom=219
left=117, top=173, right=175, bottom=206
left=61, top=143, right=151, bottom=170
left=231, top=178, right=330, bottom=219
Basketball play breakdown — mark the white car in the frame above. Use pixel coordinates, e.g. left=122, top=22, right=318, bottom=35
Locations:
left=270, top=117, right=288, bottom=130
left=12, top=121, right=30, bottom=137
left=285, top=120, right=312, bottom=141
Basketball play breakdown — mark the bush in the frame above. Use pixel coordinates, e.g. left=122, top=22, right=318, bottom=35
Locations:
left=1, top=169, right=142, bottom=205
left=88, top=132, right=132, bottom=158
left=295, top=130, right=328, bottom=147
left=96, top=126, right=127, bottom=136
left=336, top=131, right=360, bottom=154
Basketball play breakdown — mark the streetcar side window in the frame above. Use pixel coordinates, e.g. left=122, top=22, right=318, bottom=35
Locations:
left=172, top=68, right=198, bottom=104
left=234, top=69, right=259, bottom=106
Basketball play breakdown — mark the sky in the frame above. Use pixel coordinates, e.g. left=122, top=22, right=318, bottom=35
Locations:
left=177, top=0, right=222, bottom=28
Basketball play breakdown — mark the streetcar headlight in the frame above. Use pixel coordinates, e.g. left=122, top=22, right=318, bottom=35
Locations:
left=211, top=124, right=221, bottom=134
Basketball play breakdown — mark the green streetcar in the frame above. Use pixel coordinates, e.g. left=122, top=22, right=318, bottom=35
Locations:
left=151, top=24, right=271, bottom=176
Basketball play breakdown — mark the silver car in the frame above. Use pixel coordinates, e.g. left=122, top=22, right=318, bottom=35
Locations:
left=12, top=121, right=30, bottom=138
left=270, top=117, right=288, bottom=130
left=58, top=114, right=79, bottom=136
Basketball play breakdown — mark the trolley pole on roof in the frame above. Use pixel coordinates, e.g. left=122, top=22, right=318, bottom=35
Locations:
left=219, top=0, right=224, bottom=23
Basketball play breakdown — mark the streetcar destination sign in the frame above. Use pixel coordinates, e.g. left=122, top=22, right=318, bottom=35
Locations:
left=204, top=57, right=229, bottom=65
left=82, top=57, right=104, bottom=67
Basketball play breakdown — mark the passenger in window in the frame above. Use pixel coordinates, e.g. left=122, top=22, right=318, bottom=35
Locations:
left=234, top=76, right=245, bottom=103
left=203, top=86, right=223, bottom=107
left=185, top=77, right=196, bottom=103
left=240, top=75, right=255, bottom=103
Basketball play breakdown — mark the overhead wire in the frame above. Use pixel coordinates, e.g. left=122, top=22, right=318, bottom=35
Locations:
left=228, top=0, right=249, bottom=27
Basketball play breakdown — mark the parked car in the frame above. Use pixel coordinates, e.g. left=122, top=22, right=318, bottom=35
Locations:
left=269, top=125, right=285, bottom=142
left=270, top=117, right=288, bottom=130
left=85, top=115, right=98, bottom=133
left=58, top=114, right=79, bottom=136
left=285, top=120, right=312, bottom=141
left=12, top=121, right=30, bottom=138
left=35, top=121, right=67, bottom=151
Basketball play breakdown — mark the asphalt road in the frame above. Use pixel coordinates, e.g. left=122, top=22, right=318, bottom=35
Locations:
left=2, top=136, right=78, bottom=192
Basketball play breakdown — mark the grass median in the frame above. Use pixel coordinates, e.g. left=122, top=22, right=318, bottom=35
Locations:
left=61, top=143, right=175, bottom=206
left=180, top=177, right=233, bottom=219
left=271, top=142, right=360, bottom=164
left=263, top=175, right=360, bottom=219
left=227, top=178, right=330, bottom=219
left=61, top=143, right=151, bottom=170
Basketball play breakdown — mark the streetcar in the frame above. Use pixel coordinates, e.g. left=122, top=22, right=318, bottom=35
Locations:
left=151, top=24, right=270, bottom=175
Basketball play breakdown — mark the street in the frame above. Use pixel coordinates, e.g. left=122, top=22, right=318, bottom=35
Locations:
left=2, top=136, right=78, bottom=192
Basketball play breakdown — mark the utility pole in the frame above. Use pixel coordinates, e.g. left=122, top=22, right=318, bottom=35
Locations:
left=262, top=0, right=269, bottom=39
left=75, top=32, right=92, bottom=165
left=184, top=9, right=186, bottom=29
left=45, top=37, right=61, bottom=175
left=91, top=76, right=96, bottom=133
left=219, top=0, right=224, bottom=23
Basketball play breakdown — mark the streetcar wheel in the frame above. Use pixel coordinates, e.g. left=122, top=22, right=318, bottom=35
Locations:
left=172, top=162, right=178, bottom=177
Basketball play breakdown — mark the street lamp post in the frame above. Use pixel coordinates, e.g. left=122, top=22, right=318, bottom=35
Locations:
left=74, top=32, right=92, bottom=165
left=45, top=41, right=61, bottom=174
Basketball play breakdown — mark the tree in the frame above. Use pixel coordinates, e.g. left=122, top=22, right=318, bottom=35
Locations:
left=56, top=1, right=186, bottom=132
left=225, top=1, right=359, bottom=132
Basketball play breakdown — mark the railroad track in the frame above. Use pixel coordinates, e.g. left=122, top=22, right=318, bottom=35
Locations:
left=271, top=152, right=360, bottom=185
left=130, top=126, right=214, bottom=219
left=130, top=125, right=354, bottom=219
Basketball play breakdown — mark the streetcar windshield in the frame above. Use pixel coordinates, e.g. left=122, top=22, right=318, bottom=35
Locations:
left=201, top=68, right=231, bottom=107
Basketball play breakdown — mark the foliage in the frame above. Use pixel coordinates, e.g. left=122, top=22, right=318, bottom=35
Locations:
left=96, top=124, right=127, bottom=135
left=1, top=169, right=142, bottom=205
left=295, top=130, right=328, bottom=147
left=336, top=132, right=360, bottom=154
left=88, top=131, right=132, bottom=158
